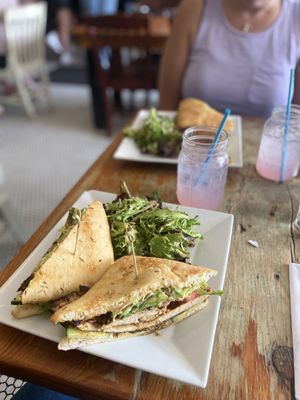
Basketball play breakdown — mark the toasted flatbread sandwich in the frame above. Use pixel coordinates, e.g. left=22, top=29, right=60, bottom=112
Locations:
left=51, top=255, right=220, bottom=350
left=11, top=200, right=114, bottom=319
left=176, top=98, right=234, bottom=132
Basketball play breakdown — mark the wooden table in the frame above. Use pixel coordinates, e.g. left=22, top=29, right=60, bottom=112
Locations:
left=0, top=118, right=299, bottom=399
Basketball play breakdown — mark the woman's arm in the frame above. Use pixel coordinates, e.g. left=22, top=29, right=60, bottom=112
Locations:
left=158, top=0, right=203, bottom=110
left=293, top=60, right=300, bottom=105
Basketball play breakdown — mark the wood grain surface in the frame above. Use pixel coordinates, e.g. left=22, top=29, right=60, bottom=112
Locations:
left=0, top=118, right=299, bottom=400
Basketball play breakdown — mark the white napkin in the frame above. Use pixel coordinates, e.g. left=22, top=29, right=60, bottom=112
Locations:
left=290, top=263, right=300, bottom=400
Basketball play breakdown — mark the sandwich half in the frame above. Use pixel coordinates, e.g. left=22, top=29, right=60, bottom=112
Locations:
left=11, top=200, right=114, bottom=318
left=51, top=255, right=220, bottom=350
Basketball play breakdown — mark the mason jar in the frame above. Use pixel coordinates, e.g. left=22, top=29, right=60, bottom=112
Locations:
left=256, top=105, right=300, bottom=182
left=176, top=126, right=229, bottom=210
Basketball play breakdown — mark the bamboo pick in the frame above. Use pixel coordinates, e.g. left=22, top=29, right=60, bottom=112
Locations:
left=125, top=223, right=138, bottom=278
left=72, top=210, right=81, bottom=255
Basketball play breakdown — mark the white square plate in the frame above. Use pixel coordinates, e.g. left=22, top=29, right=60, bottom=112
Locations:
left=114, top=110, right=243, bottom=167
left=0, top=190, right=234, bottom=388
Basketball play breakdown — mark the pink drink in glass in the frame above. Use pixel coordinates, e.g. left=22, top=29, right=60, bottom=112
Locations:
left=177, top=165, right=228, bottom=210
left=256, top=131, right=299, bottom=182
left=256, top=106, right=300, bottom=182
left=176, top=127, right=229, bottom=210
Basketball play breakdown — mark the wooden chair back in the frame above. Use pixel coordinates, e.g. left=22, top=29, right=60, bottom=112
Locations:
left=79, top=13, right=160, bottom=134
left=80, top=14, right=153, bottom=49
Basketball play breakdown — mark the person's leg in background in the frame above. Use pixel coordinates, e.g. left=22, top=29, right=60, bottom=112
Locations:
left=56, top=4, right=75, bottom=55
left=56, top=0, right=80, bottom=65
left=12, top=382, right=79, bottom=400
left=46, top=0, right=80, bottom=66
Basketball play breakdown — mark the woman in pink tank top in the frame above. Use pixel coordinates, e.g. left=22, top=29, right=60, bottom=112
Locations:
left=158, top=0, right=300, bottom=117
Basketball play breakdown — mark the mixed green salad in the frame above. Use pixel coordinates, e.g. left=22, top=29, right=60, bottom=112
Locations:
left=123, top=108, right=182, bottom=157
left=104, top=183, right=203, bottom=262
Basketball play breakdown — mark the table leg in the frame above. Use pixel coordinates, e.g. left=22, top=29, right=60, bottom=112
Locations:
left=86, top=49, right=108, bottom=131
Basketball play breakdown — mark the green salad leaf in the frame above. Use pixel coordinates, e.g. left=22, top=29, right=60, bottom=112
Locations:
left=104, top=189, right=203, bottom=262
left=123, top=108, right=182, bottom=157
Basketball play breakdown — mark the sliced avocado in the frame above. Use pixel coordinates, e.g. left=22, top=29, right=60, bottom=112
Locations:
left=66, top=326, right=112, bottom=340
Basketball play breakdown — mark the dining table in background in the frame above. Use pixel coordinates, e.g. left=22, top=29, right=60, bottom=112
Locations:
left=0, top=117, right=299, bottom=399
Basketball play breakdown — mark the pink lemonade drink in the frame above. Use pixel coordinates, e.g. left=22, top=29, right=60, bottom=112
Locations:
left=256, top=130, right=299, bottom=182
left=177, top=127, right=229, bottom=210
left=256, top=106, right=300, bottom=182
left=177, top=164, right=228, bottom=210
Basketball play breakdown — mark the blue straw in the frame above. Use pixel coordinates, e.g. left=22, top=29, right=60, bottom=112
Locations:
left=194, top=108, right=231, bottom=186
left=280, top=68, right=295, bottom=182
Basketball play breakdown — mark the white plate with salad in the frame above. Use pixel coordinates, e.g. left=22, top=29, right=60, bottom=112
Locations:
left=0, top=189, right=234, bottom=388
left=114, top=109, right=243, bottom=167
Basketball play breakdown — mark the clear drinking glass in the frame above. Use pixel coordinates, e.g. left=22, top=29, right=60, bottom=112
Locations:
left=176, top=126, right=229, bottom=210
left=256, top=105, right=300, bottom=182
left=293, top=205, right=300, bottom=234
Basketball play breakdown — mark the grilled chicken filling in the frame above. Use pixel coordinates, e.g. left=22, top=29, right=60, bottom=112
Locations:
left=70, top=290, right=208, bottom=332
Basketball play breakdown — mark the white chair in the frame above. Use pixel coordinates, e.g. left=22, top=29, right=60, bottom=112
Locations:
left=0, top=2, right=51, bottom=116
